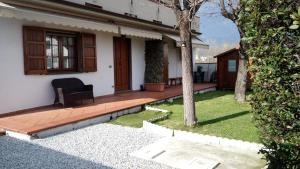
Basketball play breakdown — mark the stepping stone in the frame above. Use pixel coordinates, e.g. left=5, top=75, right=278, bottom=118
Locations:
left=187, top=157, right=220, bottom=169
left=132, top=137, right=265, bottom=169
left=132, top=145, right=166, bottom=160
left=132, top=138, right=221, bottom=169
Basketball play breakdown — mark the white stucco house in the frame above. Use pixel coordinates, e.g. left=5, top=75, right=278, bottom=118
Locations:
left=0, top=0, right=209, bottom=114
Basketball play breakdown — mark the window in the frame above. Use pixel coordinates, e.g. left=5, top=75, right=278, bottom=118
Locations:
left=228, top=59, right=237, bottom=72
left=46, top=34, right=76, bottom=71
left=23, top=26, right=97, bottom=75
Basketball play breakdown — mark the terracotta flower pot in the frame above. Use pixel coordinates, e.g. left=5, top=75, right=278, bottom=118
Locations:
left=144, top=83, right=165, bottom=92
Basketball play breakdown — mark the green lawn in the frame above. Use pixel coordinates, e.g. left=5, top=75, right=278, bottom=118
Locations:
left=109, top=110, right=165, bottom=128
left=110, top=91, right=260, bottom=143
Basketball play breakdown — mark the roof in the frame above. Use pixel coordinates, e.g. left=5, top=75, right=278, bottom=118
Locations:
left=164, top=34, right=209, bottom=49
left=213, top=47, right=239, bottom=58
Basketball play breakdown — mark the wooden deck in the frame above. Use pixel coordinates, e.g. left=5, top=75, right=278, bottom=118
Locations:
left=0, top=83, right=216, bottom=135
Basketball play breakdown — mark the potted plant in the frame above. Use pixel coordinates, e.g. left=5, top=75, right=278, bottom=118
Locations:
left=144, top=40, right=165, bottom=92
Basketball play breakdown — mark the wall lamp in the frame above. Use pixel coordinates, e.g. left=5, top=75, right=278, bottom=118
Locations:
left=180, top=41, right=186, bottom=47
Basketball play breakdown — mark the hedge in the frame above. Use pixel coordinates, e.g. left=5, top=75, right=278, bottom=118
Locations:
left=240, top=0, right=300, bottom=168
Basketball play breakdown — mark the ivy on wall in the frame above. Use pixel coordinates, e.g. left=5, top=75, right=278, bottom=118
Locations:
left=290, top=7, right=300, bottom=30
left=144, top=40, right=164, bottom=83
left=240, top=0, right=300, bottom=168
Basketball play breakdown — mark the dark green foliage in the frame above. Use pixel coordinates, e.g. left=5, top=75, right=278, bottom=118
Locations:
left=290, top=7, right=300, bottom=30
left=144, top=40, right=164, bottom=83
left=240, top=0, right=300, bottom=168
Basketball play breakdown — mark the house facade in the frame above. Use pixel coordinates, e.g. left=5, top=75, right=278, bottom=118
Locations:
left=0, top=0, right=208, bottom=114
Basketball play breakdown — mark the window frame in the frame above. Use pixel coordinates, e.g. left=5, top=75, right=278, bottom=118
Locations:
left=228, top=59, right=237, bottom=73
left=23, top=26, right=97, bottom=75
left=46, top=31, right=78, bottom=73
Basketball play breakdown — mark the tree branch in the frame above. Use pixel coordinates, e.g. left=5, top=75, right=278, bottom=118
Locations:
left=220, top=0, right=237, bottom=21
left=172, top=0, right=181, bottom=10
left=171, top=0, right=206, bottom=30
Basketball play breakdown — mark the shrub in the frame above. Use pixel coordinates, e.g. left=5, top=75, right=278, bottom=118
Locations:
left=144, top=40, right=164, bottom=83
left=240, top=0, right=300, bottom=168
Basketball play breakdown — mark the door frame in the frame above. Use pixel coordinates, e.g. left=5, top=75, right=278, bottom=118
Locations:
left=113, top=36, right=132, bottom=93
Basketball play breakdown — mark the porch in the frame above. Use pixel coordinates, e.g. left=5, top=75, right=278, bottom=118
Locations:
left=0, top=83, right=216, bottom=137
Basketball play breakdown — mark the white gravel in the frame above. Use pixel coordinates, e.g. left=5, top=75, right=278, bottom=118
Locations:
left=0, top=123, right=172, bottom=169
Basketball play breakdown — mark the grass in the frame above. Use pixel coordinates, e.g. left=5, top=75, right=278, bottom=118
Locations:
left=109, top=110, right=165, bottom=128
left=110, top=91, right=260, bottom=143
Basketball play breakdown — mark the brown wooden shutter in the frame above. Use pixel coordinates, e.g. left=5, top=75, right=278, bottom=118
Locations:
left=81, top=33, right=97, bottom=72
left=23, top=26, right=47, bottom=75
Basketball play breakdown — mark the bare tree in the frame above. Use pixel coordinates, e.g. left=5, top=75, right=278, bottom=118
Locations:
left=220, top=0, right=247, bottom=103
left=171, top=0, right=206, bottom=126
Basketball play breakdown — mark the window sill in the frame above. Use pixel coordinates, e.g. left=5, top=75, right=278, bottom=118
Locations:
left=46, top=70, right=81, bottom=75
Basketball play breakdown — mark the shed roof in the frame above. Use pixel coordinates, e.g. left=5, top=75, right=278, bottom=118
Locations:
left=213, top=47, right=239, bottom=58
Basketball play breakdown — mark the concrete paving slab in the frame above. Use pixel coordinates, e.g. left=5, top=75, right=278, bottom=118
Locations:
left=131, top=137, right=266, bottom=169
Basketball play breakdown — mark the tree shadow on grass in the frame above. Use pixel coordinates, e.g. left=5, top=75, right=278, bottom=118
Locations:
left=197, top=111, right=251, bottom=126
left=0, top=137, right=114, bottom=169
left=157, top=91, right=234, bottom=107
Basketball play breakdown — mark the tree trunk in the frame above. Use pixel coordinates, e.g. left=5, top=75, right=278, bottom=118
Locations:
left=219, top=3, right=248, bottom=103
left=179, top=11, right=197, bottom=126
left=234, top=54, right=247, bottom=103
left=235, top=25, right=247, bottom=103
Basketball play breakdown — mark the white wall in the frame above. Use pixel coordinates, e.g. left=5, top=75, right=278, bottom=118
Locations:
left=65, top=0, right=198, bottom=31
left=166, top=39, right=207, bottom=78
left=131, top=37, right=145, bottom=90
left=0, top=18, right=146, bottom=114
left=166, top=39, right=182, bottom=78
left=69, top=0, right=199, bottom=31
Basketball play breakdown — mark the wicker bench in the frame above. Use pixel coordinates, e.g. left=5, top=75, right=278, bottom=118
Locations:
left=52, top=78, right=94, bottom=107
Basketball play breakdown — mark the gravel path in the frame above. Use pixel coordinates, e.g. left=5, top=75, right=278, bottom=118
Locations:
left=0, top=124, right=172, bottom=169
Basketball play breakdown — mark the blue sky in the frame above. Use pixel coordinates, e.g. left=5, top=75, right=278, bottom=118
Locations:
left=197, top=1, right=240, bottom=54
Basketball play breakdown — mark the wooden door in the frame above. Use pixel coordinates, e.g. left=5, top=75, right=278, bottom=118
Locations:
left=163, top=43, right=169, bottom=85
left=225, top=57, right=238, bottom=89
left=114, top=37, right=130, bottom=91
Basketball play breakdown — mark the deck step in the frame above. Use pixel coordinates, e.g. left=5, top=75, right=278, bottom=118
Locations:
left=0, top=128, right=5, bottom=136
left=5, top=106, right=143, bottom=140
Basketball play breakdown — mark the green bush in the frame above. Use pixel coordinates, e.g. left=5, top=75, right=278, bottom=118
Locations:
left=144, top=40, right=164, bottom=83
left=240, top=0, right=300, bottom=168
left=290, top=7, right=300, bottom=30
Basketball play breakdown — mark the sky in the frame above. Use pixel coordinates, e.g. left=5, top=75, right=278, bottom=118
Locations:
left=197, top=1, right=240, bottom=56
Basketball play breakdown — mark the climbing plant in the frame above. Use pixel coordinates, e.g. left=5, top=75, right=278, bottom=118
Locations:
left=290, top=7, right=300, bottom=30
left=240, top=0, right=300, bottom=168
left=144, top=40, right=164, bottom=83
